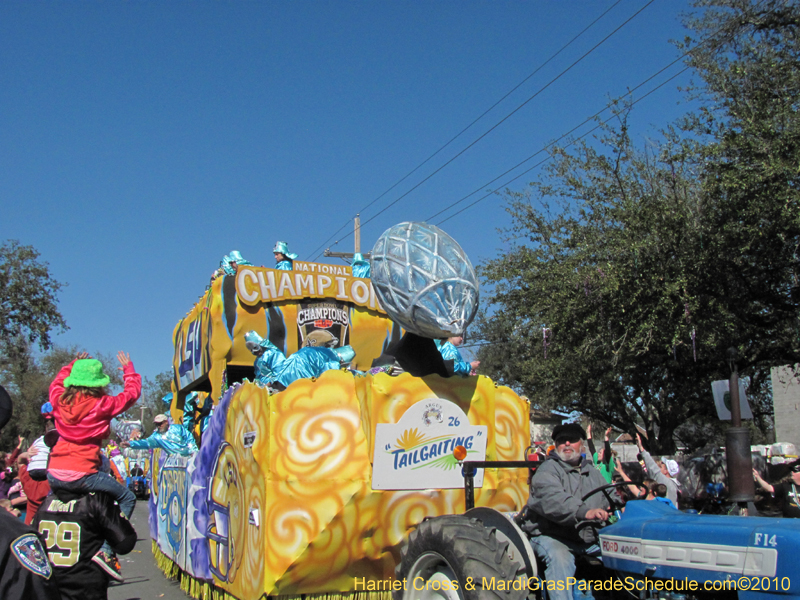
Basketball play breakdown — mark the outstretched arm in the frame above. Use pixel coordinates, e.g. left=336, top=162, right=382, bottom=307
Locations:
left=96, top=353, right=142, bottom=419
left=615, top=461, right=642, bottom=498
left=753, top=469, right=774, bottom=493
left=603, top=428, right=613, bottom=467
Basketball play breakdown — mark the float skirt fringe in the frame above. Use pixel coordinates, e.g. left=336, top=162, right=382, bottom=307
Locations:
left=150, top=542, right=393, bottom=600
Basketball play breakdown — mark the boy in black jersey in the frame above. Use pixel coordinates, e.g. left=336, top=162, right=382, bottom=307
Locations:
left=34, top=490, right=136, bottom=600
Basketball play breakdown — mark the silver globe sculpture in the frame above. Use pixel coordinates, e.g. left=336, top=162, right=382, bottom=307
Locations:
left=370, top=222, right=479, bottom=338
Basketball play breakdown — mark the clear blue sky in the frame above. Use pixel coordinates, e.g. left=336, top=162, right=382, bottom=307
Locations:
left=1, top=0, right=696, bottom=381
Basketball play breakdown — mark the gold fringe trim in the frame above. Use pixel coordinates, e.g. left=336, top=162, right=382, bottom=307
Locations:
left=150, top=542, right=393, bottom=600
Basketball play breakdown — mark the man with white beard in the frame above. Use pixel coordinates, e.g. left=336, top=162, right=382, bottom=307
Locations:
left=522, top=423, right=616, bottom=600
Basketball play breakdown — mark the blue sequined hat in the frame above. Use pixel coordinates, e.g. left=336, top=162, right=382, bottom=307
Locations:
left=333, top=345, right=356, bottom=364
left=272, top=241, right=298, bottom=260
left=245, top=330, right=267, bottom=354
left=220, top=250, right=252, bottom=275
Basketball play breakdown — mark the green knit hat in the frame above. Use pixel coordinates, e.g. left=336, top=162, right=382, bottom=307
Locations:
left=63, top=359, right=110, bottom=388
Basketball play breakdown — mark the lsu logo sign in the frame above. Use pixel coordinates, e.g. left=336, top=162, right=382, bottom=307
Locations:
left=372, top=399, right=487, bottom=490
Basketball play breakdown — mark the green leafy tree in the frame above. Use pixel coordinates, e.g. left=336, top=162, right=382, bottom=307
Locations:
left=0, top=345, right=76, bottom=448
left=0, top=241, right=68, bottom=448
left=477, top=111, right=723, bottom=453
left=478, top=0, right=800, bottom=452
left=0, top=240, right=67, bottom=353
left=679, top=0, right=800, bottom=371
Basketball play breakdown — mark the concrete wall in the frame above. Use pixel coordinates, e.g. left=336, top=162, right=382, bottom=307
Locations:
left=771, top=365, right=800, bottom=449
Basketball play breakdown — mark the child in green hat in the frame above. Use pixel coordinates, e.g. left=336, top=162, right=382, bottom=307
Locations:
left=47, top=351, right=142, bottom=581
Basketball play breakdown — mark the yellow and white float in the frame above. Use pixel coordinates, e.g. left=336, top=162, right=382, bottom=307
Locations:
left=150, top=226, right=529, bottom=600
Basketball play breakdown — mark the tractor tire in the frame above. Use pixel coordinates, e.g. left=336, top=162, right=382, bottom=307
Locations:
left=394, top=515, right=528, bottom=600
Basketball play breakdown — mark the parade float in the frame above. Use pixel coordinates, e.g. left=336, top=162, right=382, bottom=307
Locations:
left=148, top=223, right=531, bottom=600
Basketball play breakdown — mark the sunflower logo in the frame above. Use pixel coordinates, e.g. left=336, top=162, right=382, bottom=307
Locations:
left=394, top=428, right=430, bottom=450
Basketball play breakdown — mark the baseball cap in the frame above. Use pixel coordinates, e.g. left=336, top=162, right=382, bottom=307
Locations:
left=552, top=423, right=586, bottom=442
left=153, top=414, right=169, bottom=424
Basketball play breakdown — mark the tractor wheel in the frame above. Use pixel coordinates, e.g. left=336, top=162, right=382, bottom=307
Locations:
left=394, top=515, right=528, bottom=600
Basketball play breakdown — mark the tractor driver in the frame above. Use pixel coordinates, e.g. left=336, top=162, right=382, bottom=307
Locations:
left=522, top=423, right=617, bottom=600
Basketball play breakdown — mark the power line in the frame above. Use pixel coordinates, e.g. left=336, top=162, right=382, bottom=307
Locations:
left=429, top=0, right=767, bottom=225
left=434, top=65, right=690, bottom=226
left=428, top=53, right=690, bottom=224
left=307, top=0, right=642, bottom=260
left=307, top=0, right=623, bottom=259
left=315, top=0, right=655, bottom=258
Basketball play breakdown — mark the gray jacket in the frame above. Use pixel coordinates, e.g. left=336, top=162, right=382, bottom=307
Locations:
left=640, top=450, right=679, bottom=505
left=525, top=454, right=613, bottom=544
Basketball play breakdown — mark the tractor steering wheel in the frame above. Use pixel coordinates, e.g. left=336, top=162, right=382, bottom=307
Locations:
left=575, top=481, right=635, bottom=530
left=572, top=481, right=632, bottom=533
left=581, top=480, right=635, bottom=511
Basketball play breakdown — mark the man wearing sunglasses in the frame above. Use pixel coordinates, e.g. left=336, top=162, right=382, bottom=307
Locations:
left=522, top=422, right=617, bottom=600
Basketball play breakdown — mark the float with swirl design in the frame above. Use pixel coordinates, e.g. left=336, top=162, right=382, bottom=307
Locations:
left=151, top=225, right=530, bottom=600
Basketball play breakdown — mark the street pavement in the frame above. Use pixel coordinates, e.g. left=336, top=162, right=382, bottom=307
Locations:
left=108, top=500, right=190, bottom=600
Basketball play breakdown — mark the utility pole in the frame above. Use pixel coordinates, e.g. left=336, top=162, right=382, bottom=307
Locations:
left=323, top=215, right=371, bottom=260
left=354, top=214, right=361, bottom=255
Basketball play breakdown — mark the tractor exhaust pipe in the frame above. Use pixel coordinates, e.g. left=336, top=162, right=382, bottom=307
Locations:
left=726, top=426, right=755, bottom=504
left=725, top=349, right=754, bottom=509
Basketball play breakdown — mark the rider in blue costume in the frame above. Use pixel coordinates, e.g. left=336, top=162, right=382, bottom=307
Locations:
left=183, top=391, right=212, bottom=435
left=351, top=252, right=371, bottom=278
left=245, top=331, right=288, bottom=384
left=124, top=414, right=198, bottom=456
left=221, top=250, right=252, bottom=276
left=273, top=241, right=297, bottom=271
left=434, top=335, right=479, bottom=376
left=245, top=330, right=355, bottom=389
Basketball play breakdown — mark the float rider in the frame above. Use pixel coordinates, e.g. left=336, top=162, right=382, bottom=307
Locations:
left=245, top=331, right=288, bottom=386
left=434, top=335, right=479, bottom=376
left=351, top=252, right=371, bottom=278
left=245, top=329, right=355, bottom=390
left=122, top=414, right=198, bottom=456
left=273, top=241, right=297, bottom=271
left=522, top=423, right=616, bottom=600
left=754, top=463, right=800, bottom=518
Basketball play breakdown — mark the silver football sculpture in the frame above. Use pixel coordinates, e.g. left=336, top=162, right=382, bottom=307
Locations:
left=370, top=222, right=479, bottom=338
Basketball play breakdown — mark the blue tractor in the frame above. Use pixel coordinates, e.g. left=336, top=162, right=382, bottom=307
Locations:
left=395, top=462, right=800, bottom=600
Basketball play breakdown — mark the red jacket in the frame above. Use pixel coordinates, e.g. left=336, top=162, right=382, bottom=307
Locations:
left=19, top=464, right=50, bottom=525
left=48, top=359, right=142, bottom=477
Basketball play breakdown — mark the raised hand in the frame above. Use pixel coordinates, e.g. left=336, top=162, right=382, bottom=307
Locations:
left=117, top=351, right=131, bottom=369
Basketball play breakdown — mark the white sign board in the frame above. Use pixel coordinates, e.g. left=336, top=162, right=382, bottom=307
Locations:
left=711, top=379, right=752, bottom=420
left=372, top=399, right=487, bottom=490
